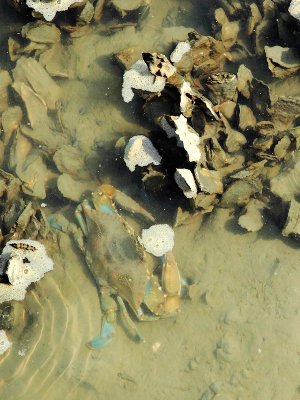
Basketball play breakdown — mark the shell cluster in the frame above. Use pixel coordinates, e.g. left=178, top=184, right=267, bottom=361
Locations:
left=119, top=2, right=300, bottom=236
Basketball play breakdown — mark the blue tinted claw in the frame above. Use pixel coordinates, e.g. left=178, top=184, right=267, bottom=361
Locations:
left=87, top=320, right=115, bottom=349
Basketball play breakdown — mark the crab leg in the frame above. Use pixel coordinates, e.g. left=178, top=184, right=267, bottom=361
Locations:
left=88, top=320, right=115, bottom=349
left=99, top=184, right=155, bottom=222
left=87, top=288, right=117, bottom=349
left=117, top=296, right=145, bottom=343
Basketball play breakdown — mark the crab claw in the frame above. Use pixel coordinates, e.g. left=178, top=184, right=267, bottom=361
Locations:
left=87, top=320, right=115, bottom=349
left=99, top=184, right=155, bottom=222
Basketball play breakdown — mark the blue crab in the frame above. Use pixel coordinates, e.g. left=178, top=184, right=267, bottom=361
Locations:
left=71, top=184, right=182, bottom=349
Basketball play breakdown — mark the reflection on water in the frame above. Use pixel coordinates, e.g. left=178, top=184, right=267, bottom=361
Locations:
left=0, top=1, right=300, bottom=399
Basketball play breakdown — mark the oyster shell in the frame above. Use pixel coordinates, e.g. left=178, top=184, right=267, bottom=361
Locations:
left=194, top=165, right=223, bottom=194
left=282, top=199, right=300, bottom=237
left=160, top=115, right=201, bottom=163
left=238, top=199, right=265, bottom=232
left=203, top=72, right=237, bottom=104
left=174, top=169, right=197, bottom=199
left=265, top=46, right=300, bottom=79
left=270, top=151, right=300, bottom=201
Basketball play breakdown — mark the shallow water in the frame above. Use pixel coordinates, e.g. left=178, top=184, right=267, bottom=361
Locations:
left=0, top=1, right=300, bottom=400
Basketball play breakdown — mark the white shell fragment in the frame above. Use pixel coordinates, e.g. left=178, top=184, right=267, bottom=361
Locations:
left=122, top=59, right=166, bottom=103
left=174, top=168, right=197, bottom=198
left=289, top=0, right=300, bottom=21
left=0, top=240, right=53, bottom=303
left=160, top=114, right=201, bottom=162
left=0, top=330, right=11, bottom=355
left=140, top=224, right=175, bottom=257
left=282, top=199, right=300, bottom=237
left=170, top=41, right=191, bottom=63
left=26, top=0, right=79, bottom=22
left=124, top=135, right=162, bottom=171
left=179, top=81, right=194, bottom=116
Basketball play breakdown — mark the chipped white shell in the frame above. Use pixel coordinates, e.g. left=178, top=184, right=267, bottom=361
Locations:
left=124, top=135, right=162, bottom=171
left=289, top=0, right=300, bottom=21
left=170, top=41, right=191, bottom=63
left=122, top=59, right=166, bottom=103
left=0, top=330, right=11, bottom=355
left=1, top=240, right=53, bottom=291
left=26, top=0, right=79, bottom=22
left=174, top=168, right=197, bottom=198
left=140, top=224, right=175, bottom=257
left=160, top=114, right=201, bottom=162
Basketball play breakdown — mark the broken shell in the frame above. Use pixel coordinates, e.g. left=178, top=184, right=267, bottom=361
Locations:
left=21, top=21, right=61, bottom=44
left=1, top=106, right=23, bottom=146
left=247, top=3, right=262, bottom=35
left=193, top=192, right=217, bottom=213
left=215, top=100, right=236, bottom=120
left=238, top=104, right=256, bottom=131
left=237, top=64, right=253, bottom=99
left=269, top=96, right=300, bottom=130
left=122, top=59, right=165, bottom=103
left=25, top=0, right=86, bottom=22
left=221, top=179, right=262, bottom=208
left=194, top=166, right=223, bottom=194
left=174, top=169, right=197, bottom=199
left=53, top=145, right=90, bottom=180
left=170, top=41, right=191, bottom=64
left=214, top=8, right=239, bottom=49
left=282, top=199, right=300, bottom=237
left=265, top=46, right=300, bottom=79
left=204, top=72, right=237, bottom=104
left=12, top=57, right=61, bottom=110
left=142, top=52, right=176, bottom=79
left=289, top=0, right=300, bottom=22
left=270, top=151, right=300, bottom=201
left=124, top=135, right=161, bottom=172
left=238, top=199, right=265, bottom=232
left=230, top=160, right=267, bottom=179
left=160, top=115, right=201, bottom=163
left=273, top=135, right=292, bottom=160
left=57, top=174, right=98, bottom=202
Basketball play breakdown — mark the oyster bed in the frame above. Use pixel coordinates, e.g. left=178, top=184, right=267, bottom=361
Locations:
left=0, top=1, right=299, bottom=399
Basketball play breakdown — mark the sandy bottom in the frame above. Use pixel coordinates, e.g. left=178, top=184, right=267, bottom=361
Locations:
left=1, top=209, right=300, bottom=400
